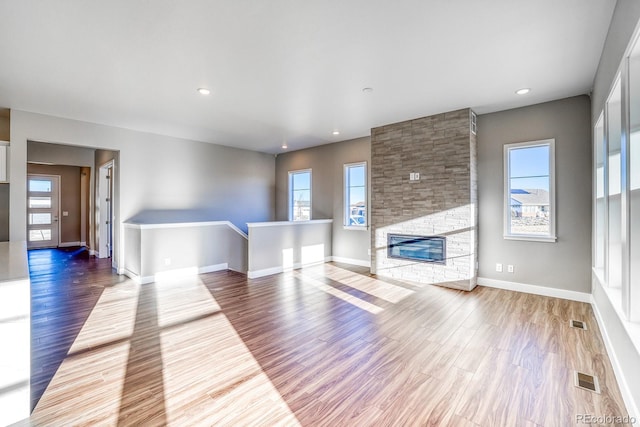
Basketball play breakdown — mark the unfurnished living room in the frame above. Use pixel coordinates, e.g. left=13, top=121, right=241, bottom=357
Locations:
left=1, top=1, right=640, bottom=426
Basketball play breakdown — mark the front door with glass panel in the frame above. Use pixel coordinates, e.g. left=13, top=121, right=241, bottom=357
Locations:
left=27, top=175, right=60, bottom=249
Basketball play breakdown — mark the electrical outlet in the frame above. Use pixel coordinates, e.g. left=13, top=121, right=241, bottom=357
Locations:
left=507, top=265, right=514, bottom=273
left=414, top=172, right=420, bottom=180
left=164, top=258, right=171, bottom=266
left=496, top=263, right=503, bottom=272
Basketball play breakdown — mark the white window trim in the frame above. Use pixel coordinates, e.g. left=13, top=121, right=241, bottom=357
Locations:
left=503, top=138, right=557, bottom=242
left=288, top=169, right=312, bottom=221
left=343, top=161, right=367, bottom=230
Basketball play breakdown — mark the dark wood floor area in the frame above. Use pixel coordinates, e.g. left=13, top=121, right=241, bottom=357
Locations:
left=28, top=247, right=127, bottom=410
left=27, top=250, right=630, bottom=426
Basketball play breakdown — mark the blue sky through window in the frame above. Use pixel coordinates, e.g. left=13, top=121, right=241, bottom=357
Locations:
left=509, top=145, right=549, bottom=191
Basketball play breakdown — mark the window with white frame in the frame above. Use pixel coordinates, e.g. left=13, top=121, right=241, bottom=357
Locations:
left=504, top=139, right=556, bottom=241
left=344, top=162, right=367, bottom=227
left=288, top=169, right=311, bottom=221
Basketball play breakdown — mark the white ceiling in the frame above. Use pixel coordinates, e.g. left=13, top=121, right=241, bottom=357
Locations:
left=0, top=0, right=616, bottom=153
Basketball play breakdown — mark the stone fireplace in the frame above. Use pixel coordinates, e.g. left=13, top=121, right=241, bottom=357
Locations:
left=370, top=108, right=478, bottom=291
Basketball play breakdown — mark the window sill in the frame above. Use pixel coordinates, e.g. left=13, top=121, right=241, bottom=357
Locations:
left=593, top=270, right=640, bottom=365
left=503, top=235, right=557, bottom=243
left=343, top=225, right=368, bottom=231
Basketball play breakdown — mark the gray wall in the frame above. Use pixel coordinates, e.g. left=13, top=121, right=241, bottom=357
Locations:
left=124, top=223, right=248, bottom=279
left=275, top=136, right=370, bottom=263
left=28, top=140, right=95, bottom=167
left=10, top=110, right=276, bottom=271
left=247, top=221, right=332, bottom=275
left=477, top=95, right=592, bottom=293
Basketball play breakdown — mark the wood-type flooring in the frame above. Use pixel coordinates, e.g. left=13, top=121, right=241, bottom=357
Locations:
left=24, top=249, right=630, bottom=426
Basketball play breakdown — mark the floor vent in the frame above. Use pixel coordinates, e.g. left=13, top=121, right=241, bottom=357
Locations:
left=570, top=319, right=587, bottom=330
left=574, top=371, right=601, bottom=394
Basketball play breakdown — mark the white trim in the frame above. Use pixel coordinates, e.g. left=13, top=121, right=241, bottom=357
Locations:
left=123, top=263, right=229, bottom=284
left=477, top=277, right=591, bottom=303
left=248, top=257, right=332, bottom=279
left=248, top=266, right=284, bottom=279
left=503, top=139, right=556, bottom=242
left=591, top=283, right=640, bottom=424
left=123, top=220, right=248, bottom=239
left=89, top=249, right=98, bottom=257
left=503, top=235, right=557, bottom=243
left=288, top=168, right=312, bottom=221
left=122, top=268, right=152, bottom=285
left=344, top=161, right=368, bottom=227
left=58, top=241, right=83, bottom=247
left=27, top=174, right=61, bottom=249
left=0, top=143, right=7, bottom=183
left=247, top=219, right=332, bottom=228
left=199, top=263, right=228, bottom=274
left=343, top=225, right=367, bottom=231
left=330, top=256, right=371, bottom=268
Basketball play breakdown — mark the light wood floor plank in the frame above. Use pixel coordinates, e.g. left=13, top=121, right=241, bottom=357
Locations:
left=26, top=252, right=631, bottom=426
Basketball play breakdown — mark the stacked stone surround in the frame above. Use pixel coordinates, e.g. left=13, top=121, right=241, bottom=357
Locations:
left=370, top=108, right=478, bottom=291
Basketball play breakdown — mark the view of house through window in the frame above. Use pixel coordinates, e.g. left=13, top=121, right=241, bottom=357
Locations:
left=344, top=162, right=367, bottom=227
left=504, top=139, right=555, bottom=240
left=288, top=169, right=311, bottom=221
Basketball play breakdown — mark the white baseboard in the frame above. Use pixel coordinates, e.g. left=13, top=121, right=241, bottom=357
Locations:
left=248, top=257, right=332, bottom=279
left=89, top=249, right=98, bottom=257
left=199, top=263, right=228, bottom=274
left=123, top=263, right=229, bottom=284
left=122, top=268, right=151, bottom=284
left=477, top=277, right=591, bottom=303
left=330, top=256, right=371, bottom=268
left=58, top=241, right=82, bottom=248
left=248, top=266, right=284, bottom=279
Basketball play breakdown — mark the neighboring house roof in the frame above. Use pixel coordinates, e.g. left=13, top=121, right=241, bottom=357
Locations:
left=510, top=189, right=549, bottom=206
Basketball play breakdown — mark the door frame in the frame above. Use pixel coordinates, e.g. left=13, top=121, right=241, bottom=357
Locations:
left=97, top=160, right=114, bottom=259
left=26, top=174, right=61, bottom=249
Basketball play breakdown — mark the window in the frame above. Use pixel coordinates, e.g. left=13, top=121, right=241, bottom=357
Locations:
left=607, top=77, right=622, bottom=289
left=504, top=139, right=556, bottom=241
left=594, top=114, right=605, bottom=277
left=288, top=169, right=311, bottom=221
left=344, top=162, right=367, bottom=228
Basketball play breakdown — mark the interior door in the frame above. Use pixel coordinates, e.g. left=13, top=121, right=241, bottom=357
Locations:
left=27, top=175, right=60, bottom=249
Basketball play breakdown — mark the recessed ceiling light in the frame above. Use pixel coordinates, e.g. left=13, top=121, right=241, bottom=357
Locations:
left=281, top=143, right=288, bottom=149
left=515, top=88, right=531, bottom=95
left=197, top=88, right=211, bottom=95
left=332, top=130, right=340, bottom=135
left=362, top=87, right=374, bottom=93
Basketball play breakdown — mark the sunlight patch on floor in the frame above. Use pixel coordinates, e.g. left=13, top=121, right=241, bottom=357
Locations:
left=67, top=280, right=139, bottom=354
left=294, top=270, right=384, bottom=314
left=32, top=274, right=300, bottom=426
left=158, top=278, right=301, bottom=426
left=321, top=264, right=414, bottom=303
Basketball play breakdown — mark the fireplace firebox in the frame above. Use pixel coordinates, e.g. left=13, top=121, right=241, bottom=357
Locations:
left=387, top=234, right=446, bottom=264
